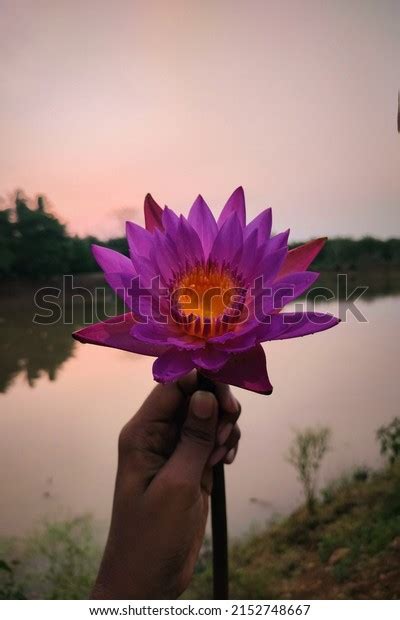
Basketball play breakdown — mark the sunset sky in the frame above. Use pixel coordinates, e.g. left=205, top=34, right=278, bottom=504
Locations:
left=1, top=0, right=399, bottom=240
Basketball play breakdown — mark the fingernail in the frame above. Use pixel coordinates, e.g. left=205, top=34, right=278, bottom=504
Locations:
left=225, top=448, right=236, bottom=464
left=218, top=423, right=233, bottom=446
left=191, top=390, right=215, bottom=419
left=209, top=446, right=228, bottom=466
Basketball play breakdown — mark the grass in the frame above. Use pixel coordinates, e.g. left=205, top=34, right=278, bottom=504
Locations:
left=0, top=515, right=100, bottom=599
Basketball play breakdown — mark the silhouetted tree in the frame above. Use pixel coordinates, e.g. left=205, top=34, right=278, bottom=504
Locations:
left=0, top=208, right=16, bottom=277
left=13, top=193, right=71, bottom=277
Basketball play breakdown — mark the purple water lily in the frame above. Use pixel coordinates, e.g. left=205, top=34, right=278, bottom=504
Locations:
left=73, top=188, right=339, bottom=394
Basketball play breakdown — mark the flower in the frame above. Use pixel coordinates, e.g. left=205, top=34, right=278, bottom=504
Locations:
left=73, top=188, right=339, bottom=394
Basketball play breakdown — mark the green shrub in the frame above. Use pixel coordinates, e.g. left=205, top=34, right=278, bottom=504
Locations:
left=287, top=427, right=331, bottom=514
left=377, top=418, right=400, bottom=465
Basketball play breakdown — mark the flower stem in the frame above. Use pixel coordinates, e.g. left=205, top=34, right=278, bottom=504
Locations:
left=197, top=372, right=229, bottom=600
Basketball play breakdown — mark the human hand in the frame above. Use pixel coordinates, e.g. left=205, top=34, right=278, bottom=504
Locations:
left=91, top=371, right=241, bottom=599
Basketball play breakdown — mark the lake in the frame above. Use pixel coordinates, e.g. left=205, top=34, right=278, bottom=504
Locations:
left=0, top=275, right=399, bottom=542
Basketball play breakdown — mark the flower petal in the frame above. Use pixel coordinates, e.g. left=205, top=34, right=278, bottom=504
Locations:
left=153, top=348, right=194, bottom=382
left=272, top=312, right=340, bottom=340
left=209, top=213, right=243, bottom=266
left=188, top=195, right=218, bottom=257
left=92, top=244, right=134, bottom=275
left=267, top=229, right=290, bottom=253
left=162, top=206, right=180, bottom=236
left=92, top=245, right=136, bottom=308
left=256, top=311, right=340, bottom=342
left=250, top=246, right=287, bottom=286
left=236, top=229, right=258, bottom=280
left=211, top=329, right=257, bottom=353
left=205, top=345, right=273, bottom=394
left=191, top=346, right=229, bottom=371
left=179, top=216, right=205, bottom=266
left=132, top=321, right=205, bottom=350
left=254, top=271, right=320, bottom=314
left=244, top=208, right=272, bottom=245
left=149, top=230, right=180, bottom=285
left=126, top=221, right=154, bottom=258
left=278, top=237, right=327, bottom=279
left=118, top=271, right=166, bottom=320
left=72, top=313, right=167, bottom=356
left=218, top=186, right=246, bottom=228
left=144, top=193, right=164, bottom=232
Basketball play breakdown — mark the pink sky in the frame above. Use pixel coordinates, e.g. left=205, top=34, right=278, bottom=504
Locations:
left=1, top=0, right=399, bottom=240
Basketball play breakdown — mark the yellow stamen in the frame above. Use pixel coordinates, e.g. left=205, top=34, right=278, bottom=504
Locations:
left=173, top=263, right=243, bottom=338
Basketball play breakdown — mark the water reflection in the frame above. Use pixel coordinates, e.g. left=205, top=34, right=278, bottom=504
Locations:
left=0, top=280, right=123, bottom=393
left=0, top=320, right=75, bottom=393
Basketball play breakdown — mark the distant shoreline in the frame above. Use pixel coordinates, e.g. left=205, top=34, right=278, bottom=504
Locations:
left=1, top=266, right=399, bottom=301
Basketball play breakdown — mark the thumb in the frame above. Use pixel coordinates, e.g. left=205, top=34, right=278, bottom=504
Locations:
left=161, top=390, right=218, bottom=487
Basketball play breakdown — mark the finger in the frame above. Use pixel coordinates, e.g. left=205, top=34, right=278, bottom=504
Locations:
left=209, top=445, right=228, bottom=467
left=133, top=370, right=198, bottom=426
left=223, top=423, right=241, bottom=452
left=217, top=410, right=242, bottom=446
left=153, top=390, right=218, bottom=491
left=214, top=384, right=241, bottom=446
left=224, top=444, right=238, bottom=465
left=201, top=465, right=213, bottom=495
left=209, top=424, right=241, bottom=466
left=214, top=382, right=241, bottom=417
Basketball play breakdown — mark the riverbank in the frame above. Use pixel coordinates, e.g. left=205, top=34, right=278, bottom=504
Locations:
left=187, top=462, right=400, bottom=599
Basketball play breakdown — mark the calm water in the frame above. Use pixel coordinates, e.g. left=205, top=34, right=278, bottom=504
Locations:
left=1, top=283, right=399, bottom=540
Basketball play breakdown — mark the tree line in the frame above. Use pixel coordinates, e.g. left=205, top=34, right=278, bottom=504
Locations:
left=0, top=192, right=399, bottom=279
left=0, top=192, right=128, bottom=279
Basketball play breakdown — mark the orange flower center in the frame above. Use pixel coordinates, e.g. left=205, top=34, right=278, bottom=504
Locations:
left=173, top=263, right=245, bottom=339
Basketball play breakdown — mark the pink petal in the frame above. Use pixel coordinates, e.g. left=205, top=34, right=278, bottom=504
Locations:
left=217, top=186, right=246, bottom=228
left=191, top=346, right=229, bottom=371
left=256, top=311, right=339, bottom=342
left=278, top=237, right=327, bottom=279
left=132, top=321, right=205, bottom=350
left=149, top=230, right=179, bottom=285
left=244, top=208, right=272, bottom=245
left=153, top=348, right=194, bottom=382
left=211, top=329, right=257, bottom=353
left=252, top=246, right=287, bottom=286
left=206, top=345, right=273, bottom=394
left=254, top=271, right=320, bottom=314
left=162, top=206, right=180, bottom=236
left=126, top=221, right=154, bottom=258
left=118, top=271, right=169, bottom=320
left=188, top=195, right=218, bottom=257
left=72, top=313, right=167, bottom=356
left=91, top=245, right=136, bottom=308
left=210, top=213, right=243, bottom=266
left=236, top=229, right=258, bottom=280
left=92, top=244, right=134, bottom=275
left=267, top=229, right=290, bottom=253
left=179, top=216, right=205, bottom=266
left=144, top=193, right=163, bottom=232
